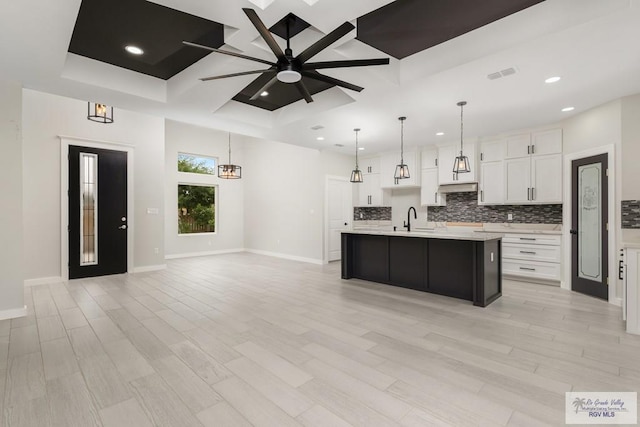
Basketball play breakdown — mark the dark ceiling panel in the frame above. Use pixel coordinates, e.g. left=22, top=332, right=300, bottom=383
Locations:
left=356, top=0, right=545, bottom=59
left=68, top=0, right=224, bottom=80
left=269, top=13, right=311, bottom=41
left=232, top=72, right=334, bottom=111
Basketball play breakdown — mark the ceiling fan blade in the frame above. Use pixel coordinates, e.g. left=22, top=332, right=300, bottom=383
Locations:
left=200, top=68, right=275, bottom=82
left=249, top=74, right=279, bottom=100
left=242, top=8, right=286, bottom=60
left=296, top=22, right=355, bottom=63
left=295, top=81, right=314, bottom=103
left=304, top=58, right=390, bottom=70
left=183, top=41, right=275, bottom=66
left=301, top=71, right=363, bottom=92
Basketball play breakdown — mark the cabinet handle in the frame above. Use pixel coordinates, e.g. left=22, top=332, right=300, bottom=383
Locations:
left=531, top=145, right=535, bottom=154
left=434, top=192, right=437, bottom=203
left=527, top=145, right=530, bottom=155
left=480, top=190, right=484, bottom=202
left=520, top=251, right=537, bottom=254
left=435, top=158, right=438, bottom=167
left=519, top=237, right=536, bottom=241
left=532, top=187, right=535, bottom=200
left=527, top=188, right=530, bottom=200
left=519, top=267, right=536, bottom=271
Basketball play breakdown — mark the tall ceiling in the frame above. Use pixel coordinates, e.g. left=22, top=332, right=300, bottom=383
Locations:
left=1, top=0, right=640, bottom=154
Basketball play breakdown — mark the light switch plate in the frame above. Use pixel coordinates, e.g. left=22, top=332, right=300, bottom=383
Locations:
left=147, top=208, right=159, bottom=215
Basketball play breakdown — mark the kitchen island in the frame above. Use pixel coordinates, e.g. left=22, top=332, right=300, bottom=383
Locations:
left=341, top=230, right=503, bottom=307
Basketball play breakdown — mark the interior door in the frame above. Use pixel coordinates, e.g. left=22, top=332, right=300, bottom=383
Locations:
left=68, top=145, right=128, bottom=279
left=328, top=178, right=352, bottom=261
left=571, top=153, right=608, bottom=299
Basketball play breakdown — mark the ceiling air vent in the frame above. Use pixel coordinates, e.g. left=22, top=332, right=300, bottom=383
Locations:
left=487, top=67, right=517, bottom=80
left=311, top=125, right=324, bottom=130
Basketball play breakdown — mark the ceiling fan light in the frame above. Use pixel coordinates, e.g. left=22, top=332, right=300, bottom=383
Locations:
left=277, top=70, right=302, bottom=83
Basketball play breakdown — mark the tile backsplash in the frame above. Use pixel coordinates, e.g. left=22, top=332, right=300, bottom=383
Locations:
left=354, top=207, right=392, bottom=221
left=428, top=192, right=563, bottom=224
left=622, top=200, right=640, bottom=229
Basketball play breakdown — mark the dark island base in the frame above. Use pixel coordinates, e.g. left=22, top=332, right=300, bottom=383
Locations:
left=341, top=234, right=502, bottom=307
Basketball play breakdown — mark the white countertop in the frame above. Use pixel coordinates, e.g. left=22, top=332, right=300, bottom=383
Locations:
left=343, top=229, right=503, bottom=241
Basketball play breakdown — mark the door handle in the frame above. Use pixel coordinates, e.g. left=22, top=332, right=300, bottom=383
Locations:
left=118, top=225, right=127, bottom=230
left=570, top=229, right=578, bottom=235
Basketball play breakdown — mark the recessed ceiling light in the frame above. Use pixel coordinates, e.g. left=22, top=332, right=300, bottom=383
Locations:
left=317, top=137, right=325, bottom=141
left=545, top=76, right=561, bottom=84
left=260, top=91, right=269, bottom=97
left=125, top=45, right=144, bottom=55
left=561, top=106, right=575, bottom=112
left=358, top=147, right=365, bottom=151
left=436, top=132, right=444, bottom=136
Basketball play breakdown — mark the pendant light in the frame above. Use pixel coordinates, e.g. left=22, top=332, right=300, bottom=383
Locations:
left=453, top=101, right=471, bottom=174
left=394, top=116, right=410, bottom=179
left=350, top=128, right=363, bottom=183
left=87, top=102, right=113, bottom=124
left=218, top=132, right=242, bottom=179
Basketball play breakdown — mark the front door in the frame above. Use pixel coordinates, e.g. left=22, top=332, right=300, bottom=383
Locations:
left=68, top=145, right=128, bottom=279
left=328, top=178, right=352, bottom=261
left=571, top=153, right=608, bottom=299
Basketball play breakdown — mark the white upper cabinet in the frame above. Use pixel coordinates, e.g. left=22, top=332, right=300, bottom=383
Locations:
left=479, top=139, right=506, bottom=162
left=421, top=147, right=439, bottom=169
left=421, top=168, right=445, bottom=206
left=505, top=133, right=531, bottom=159
left=360, top=157, right=380, bottom=174
left=531, top=154, right=563, bottom=203
left=479, top=161, right=505, bottom=205
left=380, top=149, right=421, bottom=188
left=505, top=157, right=531, bottom=204
left=437, top=141, right=476, bottom=185
left=531, top=129, right=562, bottom=156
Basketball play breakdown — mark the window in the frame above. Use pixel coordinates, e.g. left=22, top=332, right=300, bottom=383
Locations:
left=178, top=153, right=216, bottom=175
left=178, top=184, right=216, bottom=234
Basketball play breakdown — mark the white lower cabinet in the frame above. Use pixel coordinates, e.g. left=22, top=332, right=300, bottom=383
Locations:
left=420, top=168, right=445, bottom=206
left=502, top=233, right=562, bottom=282
left=626, top=247, right=640, bottom=335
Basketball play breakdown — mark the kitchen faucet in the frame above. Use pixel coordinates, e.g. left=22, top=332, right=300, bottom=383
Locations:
left=404, top=206, right=417, bottom=232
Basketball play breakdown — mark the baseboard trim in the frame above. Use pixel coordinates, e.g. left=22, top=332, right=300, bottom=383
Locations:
left=132, top=264, right=167, bottom=273
left=610, top=296, right=622, bottom=307
left=165, top=249, right=245, bottom=260
left=245, top=249, right=323, bottom=265
left=0, top=305, right=27, bottom=321
left=24, top=276, right=64, bottom=287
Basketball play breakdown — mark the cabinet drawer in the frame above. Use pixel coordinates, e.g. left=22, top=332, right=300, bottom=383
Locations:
left=503, top=259, right=561, bottom=281
left=502, top=234, right=561, bottom=246
left=503, top=243, right=561, bottom=263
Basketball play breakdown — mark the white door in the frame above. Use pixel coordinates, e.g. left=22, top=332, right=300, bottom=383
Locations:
left=327, top=178, right=352, bottom=261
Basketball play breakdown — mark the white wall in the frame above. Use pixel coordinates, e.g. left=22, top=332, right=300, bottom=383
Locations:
left=22, top=89, right=165, bottom=280
left=164, top=120, right=244, bottom=257
left=0, top=79, right=24, bottom=316
left=243, top=138, right=353, bottom=263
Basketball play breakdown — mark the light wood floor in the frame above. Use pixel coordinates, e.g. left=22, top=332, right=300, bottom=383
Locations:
left=2, top=253, right=639, bottom=426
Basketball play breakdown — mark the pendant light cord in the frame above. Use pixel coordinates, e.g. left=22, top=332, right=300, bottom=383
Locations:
left=228, top=132, right=232, bottom=164
left=459, top=102, right=465, bottom=156
left=399, top=117, right=405, bottom=164
left=354, top=129, right=359, bottom=168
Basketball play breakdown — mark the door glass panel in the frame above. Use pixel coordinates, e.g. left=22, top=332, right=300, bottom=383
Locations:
left=80, top=153, right=98, bottom=266
left=578, top=163, right=601, bottom=281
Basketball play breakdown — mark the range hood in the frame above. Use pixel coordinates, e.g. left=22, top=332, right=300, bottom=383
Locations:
left=438, top=183, right=478, bottom=193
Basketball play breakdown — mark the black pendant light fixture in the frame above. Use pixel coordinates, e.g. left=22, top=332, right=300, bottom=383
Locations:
left=453, top=101, right=471, bottom=174
left=350, top=128, right=363, bottom=183
left=218, top=132, right=242, bottom=179
left=87, top=102, right=113, bottom=124
left=394, top=116, right=410, bottom=179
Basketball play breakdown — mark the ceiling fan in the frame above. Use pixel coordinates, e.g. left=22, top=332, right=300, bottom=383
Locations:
left=183, top=8, right=390, bottom=103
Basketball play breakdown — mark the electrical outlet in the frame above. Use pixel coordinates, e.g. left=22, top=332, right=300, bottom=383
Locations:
left=154, top=247, right=159, bottom=254
left=507, top=213, right=513, bottom=221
